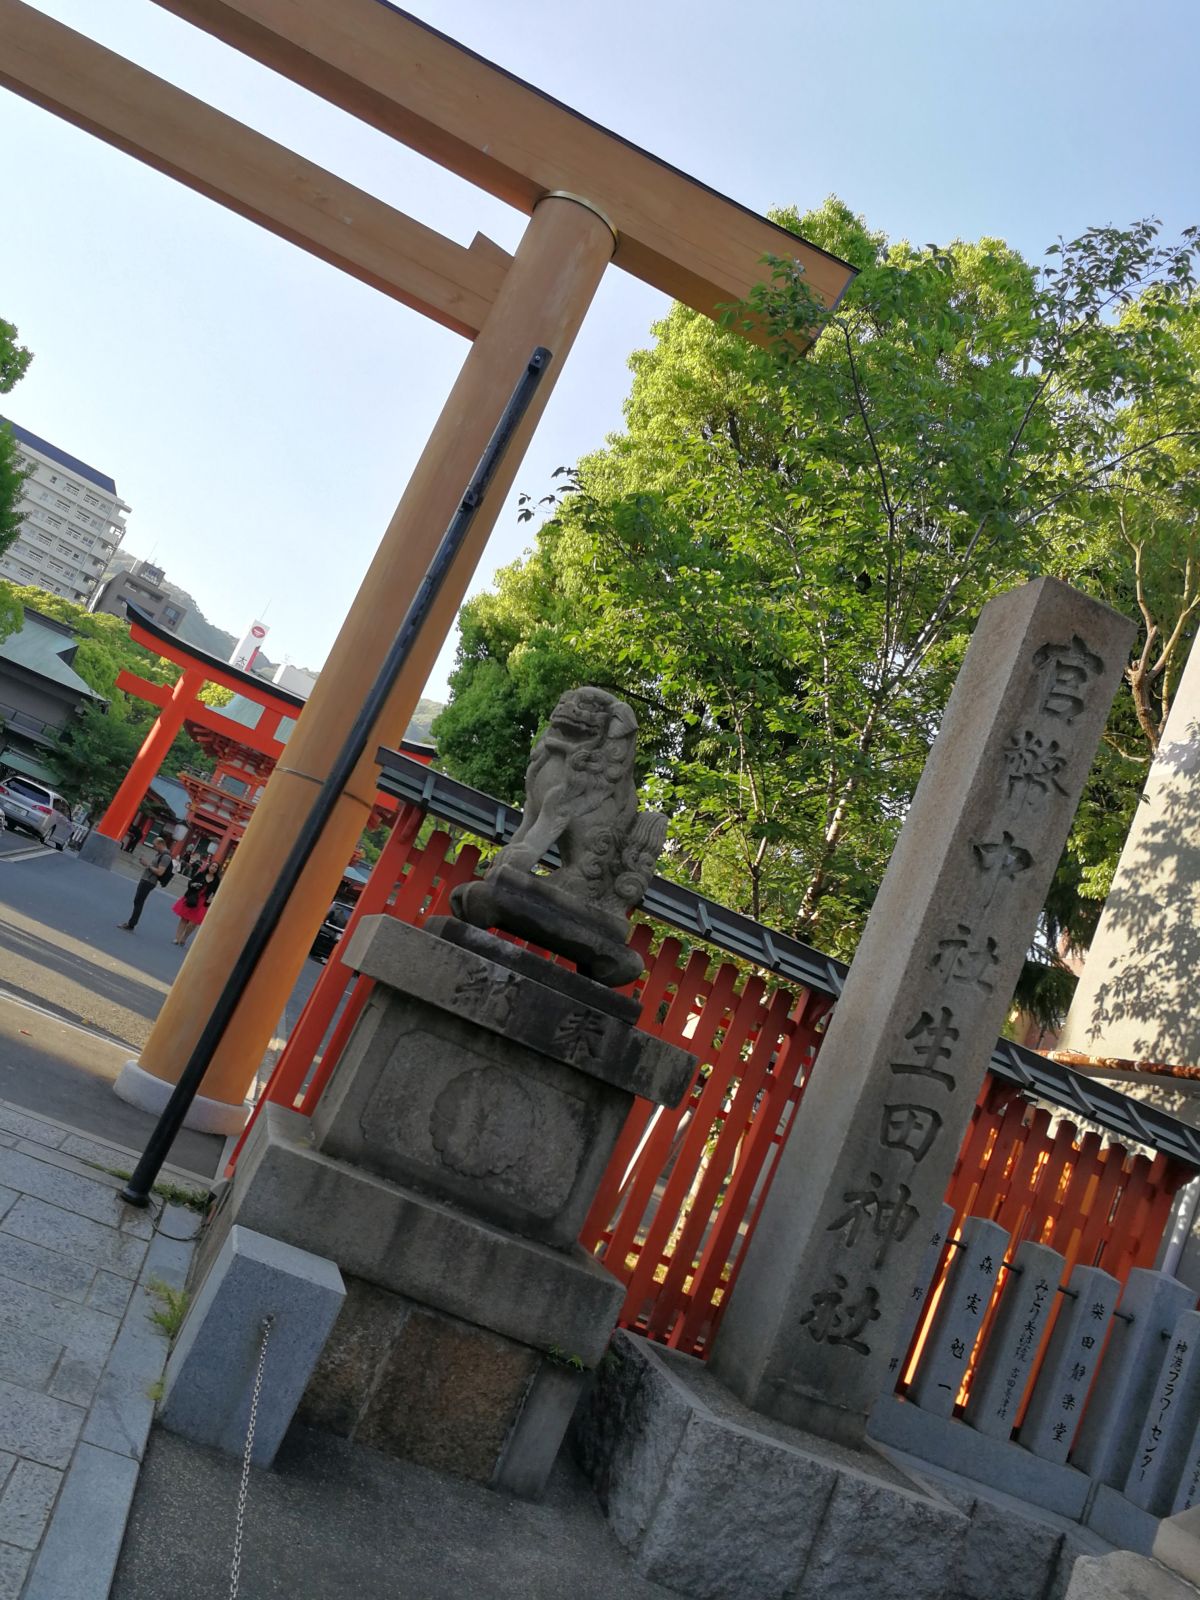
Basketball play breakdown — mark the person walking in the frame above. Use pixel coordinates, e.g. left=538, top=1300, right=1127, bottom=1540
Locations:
left=119, top=835, right=174, bottom=931
left=171, top=859, right=220, bottom=946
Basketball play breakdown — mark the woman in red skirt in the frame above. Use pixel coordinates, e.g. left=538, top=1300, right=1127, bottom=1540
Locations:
left=172, top=860, right=220, bottom=946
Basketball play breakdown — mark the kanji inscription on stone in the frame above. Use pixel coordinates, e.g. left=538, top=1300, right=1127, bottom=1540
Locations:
left=1002, top=731, right=1069, bottom=809
left=798, top=1275, right=881, bottom=1357
left=965, top=1239, right=1064, bottom=1440
left=889, top=1009, right=960, bottom=1092
left=709, top=578, right=1134, bottom=1447
left=826, top=1174, right=919, bottom=1268
left=1033, top=635, right=1104, bottom=723
left=970, top=831, right=1034, bottom=907
left=1021, top=1264, right=1119, bottom=1464
left=552, top=1008, right=608, bottom=1065
left=451, top=968, right=519, bottom=1028
left=930, top=924, right=999, bottom=992
left=880, top=1103, right=943, bottom=1164
left=1125, top=1309, right=1200, bottom=1516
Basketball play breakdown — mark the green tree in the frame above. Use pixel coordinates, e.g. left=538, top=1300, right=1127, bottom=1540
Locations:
left=436, top=202, right=1199, bottom=1017
left=2, top=583, right=179, bottom=698
left=50, top=699, right=145, bottom=812
left=0, top=583, right=216, bottom=808
left=1033, top=295, right=1200, bottom=952
left=0, top=315, right=34, bottom=568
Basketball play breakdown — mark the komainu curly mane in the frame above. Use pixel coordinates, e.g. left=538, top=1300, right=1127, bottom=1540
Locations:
left=496, top=688, right=665, bottom=914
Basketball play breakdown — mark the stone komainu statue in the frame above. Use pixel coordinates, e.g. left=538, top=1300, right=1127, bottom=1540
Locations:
left=450, top=687, right=668, bottom=986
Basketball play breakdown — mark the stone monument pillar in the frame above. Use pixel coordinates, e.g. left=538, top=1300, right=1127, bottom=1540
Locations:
left=709, top=577, right=1134, bottom=1446
left=1058, top=627, right=1200, bottom=1069
left=193, top=687, right=694, bottom=1496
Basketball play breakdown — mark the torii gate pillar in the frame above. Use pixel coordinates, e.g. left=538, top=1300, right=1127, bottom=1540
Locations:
left=0, top=0, right=854, bottom=1134
left=119, top=194, right=615, bottom=1130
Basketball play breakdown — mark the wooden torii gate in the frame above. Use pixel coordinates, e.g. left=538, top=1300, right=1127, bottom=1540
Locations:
left=0, top=0, right=855, bottom=1132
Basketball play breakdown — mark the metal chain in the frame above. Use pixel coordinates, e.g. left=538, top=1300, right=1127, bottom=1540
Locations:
left=229, top=1315, right=274, bottom=1600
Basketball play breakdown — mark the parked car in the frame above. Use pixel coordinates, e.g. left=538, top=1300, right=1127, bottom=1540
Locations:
left=0, top=775, right=74, bottom=847
left=309, top=900, right=355, bottom=963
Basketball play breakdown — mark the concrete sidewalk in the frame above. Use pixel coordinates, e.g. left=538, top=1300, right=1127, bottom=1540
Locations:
left=0, top=1098, right=201, bottom=1599
left=0, top=996, right=223, bottom=1179
left=113, top=1425, right=680, bottom=1600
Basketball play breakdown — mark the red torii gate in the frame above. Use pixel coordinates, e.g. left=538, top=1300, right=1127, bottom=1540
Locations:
left=94, top=607, right=421, bottom=854
left=93, top=607, right=307, bottom=851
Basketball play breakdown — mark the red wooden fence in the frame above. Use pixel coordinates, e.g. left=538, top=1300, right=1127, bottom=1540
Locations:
left=236, top=807, right=1195, bottom=1361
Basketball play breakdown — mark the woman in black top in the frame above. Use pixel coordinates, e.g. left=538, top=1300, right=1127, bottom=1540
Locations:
left=171, top=861, right=220, bottom=946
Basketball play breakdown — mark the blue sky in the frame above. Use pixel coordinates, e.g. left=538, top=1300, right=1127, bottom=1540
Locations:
left=2, top=0, right=1197, bottom=698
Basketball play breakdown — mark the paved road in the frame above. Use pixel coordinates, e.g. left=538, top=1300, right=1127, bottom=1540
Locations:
left=0, top=835, right=324, bottom=1178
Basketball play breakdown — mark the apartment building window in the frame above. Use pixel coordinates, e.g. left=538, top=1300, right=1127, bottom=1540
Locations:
left=64, top=482, right=79, bottom=496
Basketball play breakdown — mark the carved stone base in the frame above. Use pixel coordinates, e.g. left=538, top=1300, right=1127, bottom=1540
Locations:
left=450, top=863, right=644, bottom=987
left=187, top=916, right=695, bottom=1499
left=319, top=916, right=692, bottom=1248
left=196, top=1103, right=622, bottom=1498
left=425, top=916, right=641, bottom=1024
left=300, top=1276, right=587, bottom=1496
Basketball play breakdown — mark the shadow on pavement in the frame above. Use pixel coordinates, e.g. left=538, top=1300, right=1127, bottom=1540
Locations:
left=113, top=1426, right=676, bottom=1600
left=0, top=999, right=222, bottom=1179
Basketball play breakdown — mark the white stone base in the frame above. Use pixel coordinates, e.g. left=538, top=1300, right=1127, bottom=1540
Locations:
left=113, top=1060, right=249, bottom=1136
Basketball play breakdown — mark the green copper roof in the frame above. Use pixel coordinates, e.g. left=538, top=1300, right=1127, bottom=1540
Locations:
left=0, top=610, right=104, bottom=701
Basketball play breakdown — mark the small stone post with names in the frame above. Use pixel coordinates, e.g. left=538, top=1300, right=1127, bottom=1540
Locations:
left=910, top=1216, right=1008, bottom=1417
left=965, top=1239, right=1063, bottom=1439
left=709, top=577, right=1134, bottom=1446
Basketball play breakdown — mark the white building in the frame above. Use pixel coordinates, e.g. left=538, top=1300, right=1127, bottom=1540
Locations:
left=272, top=662, right=318, bottom=698
left=0, top=418, right=129, bottom=605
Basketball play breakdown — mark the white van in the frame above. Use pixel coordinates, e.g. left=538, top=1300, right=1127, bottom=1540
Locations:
left=0, top=774, right=75, bottom=847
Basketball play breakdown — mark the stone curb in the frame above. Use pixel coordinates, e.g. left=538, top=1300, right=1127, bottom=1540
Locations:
left=19, top=1206, right=198, bottom=1600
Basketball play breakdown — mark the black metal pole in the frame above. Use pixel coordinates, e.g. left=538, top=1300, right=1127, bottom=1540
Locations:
left=119, top=346, right=552, bottom=1206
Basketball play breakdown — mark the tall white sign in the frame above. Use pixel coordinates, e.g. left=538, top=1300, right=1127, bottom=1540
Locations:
left=230, top=620, right=269, bottom=673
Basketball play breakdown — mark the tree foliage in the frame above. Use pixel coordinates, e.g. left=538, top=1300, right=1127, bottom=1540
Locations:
left=0, top=583, right=216, bottom=810
left=435, top=201, right=1200, bottom=1023
left=0, top=315, right=34, bottom=566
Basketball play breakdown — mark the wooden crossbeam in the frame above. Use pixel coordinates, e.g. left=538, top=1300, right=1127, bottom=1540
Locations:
left=0, top=0, right=511, bottom=338
left=152, top=0, right=856, bottom=324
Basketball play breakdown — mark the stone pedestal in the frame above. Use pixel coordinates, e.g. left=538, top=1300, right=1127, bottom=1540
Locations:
left=573, top=1329, right=1086, bottom=1600
left=77, top=830, right=120, bottom=870
left=311, top=915, right=685, bottom=1248
left=194, top=914, right=694, bottom=1497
